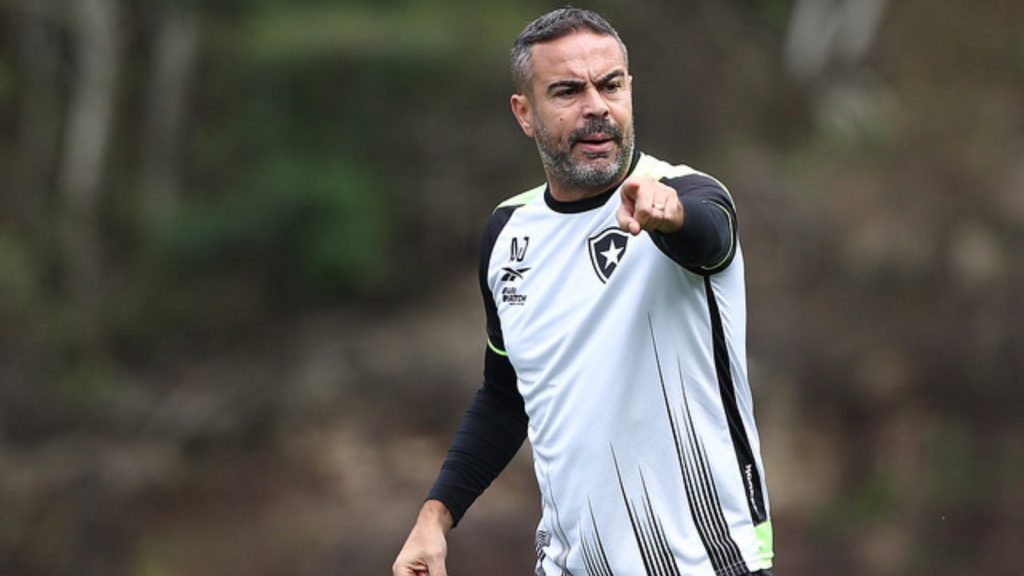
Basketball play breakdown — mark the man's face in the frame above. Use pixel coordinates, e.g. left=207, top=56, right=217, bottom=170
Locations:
left=511, top=32, right=635, bottom=195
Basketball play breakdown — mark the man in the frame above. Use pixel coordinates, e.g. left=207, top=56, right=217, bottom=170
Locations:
left=393, top=8, right=774, bottom=576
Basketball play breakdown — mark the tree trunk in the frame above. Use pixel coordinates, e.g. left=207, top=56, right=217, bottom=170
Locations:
left=58, top=0, right=120, bottom=330
left=140, top=2, right=200, bottom=231
left=784, top=0, right=890, bottom=82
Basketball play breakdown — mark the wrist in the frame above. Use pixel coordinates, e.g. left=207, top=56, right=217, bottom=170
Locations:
left=419, top=499, right=454, bottom=531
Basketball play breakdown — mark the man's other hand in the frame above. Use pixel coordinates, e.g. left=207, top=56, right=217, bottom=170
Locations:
left=392, top=500, right=453, bottom=576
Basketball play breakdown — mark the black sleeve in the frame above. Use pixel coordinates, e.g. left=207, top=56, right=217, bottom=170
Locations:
left=425, top=348, right=527, bottom=527
left=649, top=173, right=738, bottom=274
left=424, top=206, right=528, bottom=527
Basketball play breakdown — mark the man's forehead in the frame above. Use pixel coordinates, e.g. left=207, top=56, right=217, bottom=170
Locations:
left=529, top=31, right=627, bottom=81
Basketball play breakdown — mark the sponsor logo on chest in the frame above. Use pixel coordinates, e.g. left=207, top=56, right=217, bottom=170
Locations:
left=500, top=235, right=531, bottom=306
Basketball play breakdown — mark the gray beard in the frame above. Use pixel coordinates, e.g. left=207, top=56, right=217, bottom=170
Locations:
left=534, top=117, right=635, bottom=194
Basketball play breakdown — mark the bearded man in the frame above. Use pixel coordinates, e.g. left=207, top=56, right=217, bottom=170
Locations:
left=393, top=8, right=775, bottom=576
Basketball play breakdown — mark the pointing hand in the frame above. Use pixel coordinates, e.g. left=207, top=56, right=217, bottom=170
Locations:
left=616, top=176, right=684, bottom=236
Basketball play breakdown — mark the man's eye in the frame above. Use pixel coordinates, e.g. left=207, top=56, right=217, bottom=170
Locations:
left=604, top=82, right=621, bottom=93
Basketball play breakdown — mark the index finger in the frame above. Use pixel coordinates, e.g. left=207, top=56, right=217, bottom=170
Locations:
left=620, top=178, right=641, bottom=199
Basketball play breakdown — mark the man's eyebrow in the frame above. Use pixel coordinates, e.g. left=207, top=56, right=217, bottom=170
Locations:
left=546, top=70, right=626, bottom=94
left=596, top=70, right=626, bottom=86
left=546, top=79, right=585, bottom=94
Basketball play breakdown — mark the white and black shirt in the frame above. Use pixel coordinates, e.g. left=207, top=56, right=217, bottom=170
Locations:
left=429, top=151, right=774, bottom=576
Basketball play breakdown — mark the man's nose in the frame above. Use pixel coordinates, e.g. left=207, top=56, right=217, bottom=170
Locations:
left=581, top=86, right=610, bottom=118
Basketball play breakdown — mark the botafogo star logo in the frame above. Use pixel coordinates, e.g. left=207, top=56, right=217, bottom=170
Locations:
left=587, top=227, right=630, bottom=284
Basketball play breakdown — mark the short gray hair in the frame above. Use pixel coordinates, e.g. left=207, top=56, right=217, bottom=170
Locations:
left=510, top=8, right=628, bottom=94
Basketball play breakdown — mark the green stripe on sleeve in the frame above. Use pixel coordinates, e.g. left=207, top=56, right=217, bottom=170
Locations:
left=487, top=338, right=509, bottom=357
left=701, top=202, right=736, bottom=272
left=754, top=520, right=774, bottom=565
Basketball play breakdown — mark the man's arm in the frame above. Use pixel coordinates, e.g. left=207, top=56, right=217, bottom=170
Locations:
left=616, top=173, right=737, bottom=273
left=650, top=173, right=737, bottom=273
left=392, top=349, right=527, bottom=576
left=426, top=347, right=527, bottom=522
left=394, top=204, right=528, bottom=575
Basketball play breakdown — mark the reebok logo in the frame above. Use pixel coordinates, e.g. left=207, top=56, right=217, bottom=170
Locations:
left=500, top=266, right=531, bottom=282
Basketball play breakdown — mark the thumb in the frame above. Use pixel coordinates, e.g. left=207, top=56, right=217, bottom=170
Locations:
left=425, top=556, right=448, bottom=576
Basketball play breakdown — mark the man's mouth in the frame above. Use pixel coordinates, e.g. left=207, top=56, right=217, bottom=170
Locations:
left=574, top=133, right=616, bottom=153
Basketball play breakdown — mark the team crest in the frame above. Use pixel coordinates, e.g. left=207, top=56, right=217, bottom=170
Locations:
left=587, top=227, right=630, bottom=284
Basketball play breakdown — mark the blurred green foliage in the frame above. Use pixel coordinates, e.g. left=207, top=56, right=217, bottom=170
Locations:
left=158, top=156, right=386, bottom=298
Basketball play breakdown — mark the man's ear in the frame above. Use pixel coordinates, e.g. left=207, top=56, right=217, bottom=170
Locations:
left=510, top=93, right=534, bottom=138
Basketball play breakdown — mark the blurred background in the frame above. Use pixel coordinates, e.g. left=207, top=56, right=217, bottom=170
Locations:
left=1, top=0, right=1022, bottom=574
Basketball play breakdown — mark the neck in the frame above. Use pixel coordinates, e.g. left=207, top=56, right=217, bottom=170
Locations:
left=546, top=174, right=628, bottom=202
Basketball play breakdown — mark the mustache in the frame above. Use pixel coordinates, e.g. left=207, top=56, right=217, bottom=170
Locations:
left=570, top=118, right=623, bottom=146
